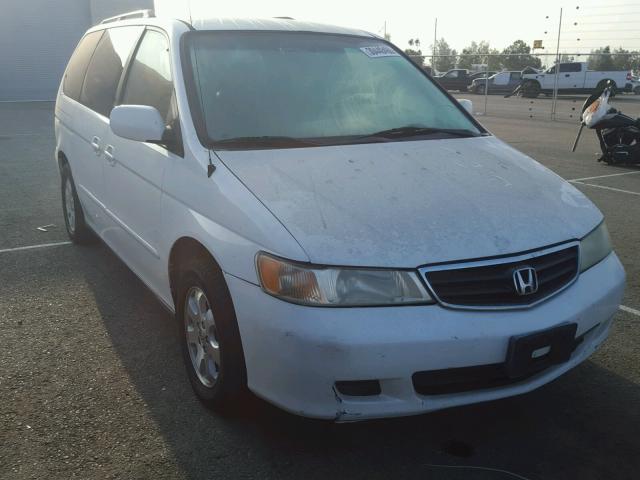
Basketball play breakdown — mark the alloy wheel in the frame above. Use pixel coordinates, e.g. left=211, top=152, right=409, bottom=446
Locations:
left=184, top=286, right=221, bottom=388
left=64, top=177, right=76, bottom=234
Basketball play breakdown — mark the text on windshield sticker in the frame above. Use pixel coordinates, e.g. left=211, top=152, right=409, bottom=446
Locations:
left=360, top=45, right=400, bottom=58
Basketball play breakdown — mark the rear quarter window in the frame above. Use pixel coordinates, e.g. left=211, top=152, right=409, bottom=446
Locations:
left=80, top=26, right=143, bottom=117
left=62, top=31, right=103, bottom=101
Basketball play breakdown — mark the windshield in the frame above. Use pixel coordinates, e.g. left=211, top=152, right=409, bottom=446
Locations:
left=184, top=31, right=482, bottom=148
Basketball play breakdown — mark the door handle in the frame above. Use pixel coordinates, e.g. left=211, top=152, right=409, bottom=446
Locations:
left=91, top=136, right=101, bottom=155
left=565, top=74, right=570, bottom=77
left=104, top=145, right=116, bottom=166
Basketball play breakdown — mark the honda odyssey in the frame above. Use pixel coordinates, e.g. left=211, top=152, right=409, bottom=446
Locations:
left=54, top=12, right=625, bottom=421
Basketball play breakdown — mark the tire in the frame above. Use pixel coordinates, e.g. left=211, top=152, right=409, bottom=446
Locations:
left=176, top=255, right=247, bottom=412
left=474, top=84, right=485, bottom=94
left=60, top=162, right=95, bottom=244
left=521, top=81, right=540, bottom=98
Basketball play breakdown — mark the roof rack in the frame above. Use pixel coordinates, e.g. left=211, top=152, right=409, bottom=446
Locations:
left=101, top=9, right=155, bottom=24
left=273, top=16, right=295, bottom=20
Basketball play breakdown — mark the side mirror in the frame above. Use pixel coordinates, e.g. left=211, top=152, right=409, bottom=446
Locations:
left=110, top=105, right=165, bottom=143
left=458, top=99, right=474, bottom=115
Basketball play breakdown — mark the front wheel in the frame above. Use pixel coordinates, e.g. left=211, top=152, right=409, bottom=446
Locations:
left=177, top=258, right=247, bottom=411
left=521, top=81, right=540, bottom=98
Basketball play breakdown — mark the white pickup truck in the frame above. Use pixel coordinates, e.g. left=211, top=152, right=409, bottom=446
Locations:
left=520, top=62, right=630, bottom=97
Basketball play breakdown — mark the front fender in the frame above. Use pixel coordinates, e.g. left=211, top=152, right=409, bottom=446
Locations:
left=159, top=153, right=309, bottom=304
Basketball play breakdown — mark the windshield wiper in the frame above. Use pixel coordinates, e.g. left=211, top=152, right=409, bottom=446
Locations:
left=213, top=136, right=321, bottom=148
left=361, top=126, right=482, bottom=140
left=212, top=128, right=482, bottom=149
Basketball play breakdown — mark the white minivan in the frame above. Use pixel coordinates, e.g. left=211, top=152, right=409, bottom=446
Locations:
left=55, top=12, right=625, bottom=421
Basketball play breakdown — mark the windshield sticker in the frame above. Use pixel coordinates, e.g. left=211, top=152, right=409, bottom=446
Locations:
left=360, top=45, right=400, bottom=58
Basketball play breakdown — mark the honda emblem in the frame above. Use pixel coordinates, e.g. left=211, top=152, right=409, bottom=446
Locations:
left=513, top=267, right=539, bottom=296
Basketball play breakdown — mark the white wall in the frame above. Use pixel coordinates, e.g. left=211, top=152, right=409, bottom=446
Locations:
left=0, top=0, right=91, bottom=101
left=0, top=0, right=152, bottom=101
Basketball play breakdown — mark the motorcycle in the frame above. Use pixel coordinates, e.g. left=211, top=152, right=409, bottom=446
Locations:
left=572, top=80, right=640, bottom=165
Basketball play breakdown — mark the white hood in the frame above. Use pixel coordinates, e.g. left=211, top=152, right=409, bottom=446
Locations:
left=217, top=136, right=602, bottom=267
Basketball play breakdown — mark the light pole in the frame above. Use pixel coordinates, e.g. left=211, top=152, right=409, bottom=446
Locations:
left=432, top=18, right=437, bottom=71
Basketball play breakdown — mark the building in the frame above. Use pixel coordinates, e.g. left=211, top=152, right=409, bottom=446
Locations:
left=1, top=0, right=152, bottom=101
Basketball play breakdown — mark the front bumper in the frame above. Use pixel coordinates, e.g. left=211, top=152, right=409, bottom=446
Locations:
left=227, top=252, right=625, bottom=421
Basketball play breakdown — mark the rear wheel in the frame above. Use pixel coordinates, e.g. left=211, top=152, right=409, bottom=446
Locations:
left=176, top=256, right=247, bottom=411
left=60, top=163, right=95, bottom=244
left=474, top=83, right=486, bottom=94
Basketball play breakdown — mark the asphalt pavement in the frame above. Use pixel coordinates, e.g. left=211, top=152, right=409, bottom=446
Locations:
left=1, top=101, right=639, bottom=480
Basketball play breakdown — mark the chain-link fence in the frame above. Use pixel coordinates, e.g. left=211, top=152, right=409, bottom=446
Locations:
left=403, top=3, right=640, bottom=122
left=407, top=52, right=640, bottom=121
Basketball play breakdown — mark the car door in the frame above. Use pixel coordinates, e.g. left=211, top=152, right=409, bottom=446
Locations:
left=457, top=71, right=470, bottom=90
left=102, top=28, right=181, bottom=291
left=492, top=72, right=509, bottom=91
left=450, top=70, right=465, bottom=90
left=449, top=70, right=463, bottom=90
left=72, top=25, right=144, bottom=231
left=541, top=66, right=558, bottom=90
left=439, top=70, right=458, bottom=90
left=557, top=63, right=577, bottom=90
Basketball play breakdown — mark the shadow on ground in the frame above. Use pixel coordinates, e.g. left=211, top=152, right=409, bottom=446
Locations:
left=83, top=243, right=640, bottom=480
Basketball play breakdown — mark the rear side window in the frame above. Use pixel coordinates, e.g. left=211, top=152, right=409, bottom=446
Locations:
left=80, top=26, right=143, bottom=117
left=121, top=30, right=173, bottom=121
left=63, top=31, right=103, bottom=101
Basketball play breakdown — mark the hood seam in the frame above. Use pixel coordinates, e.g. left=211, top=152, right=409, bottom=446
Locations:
left=211, top=149, right=312, bottom=262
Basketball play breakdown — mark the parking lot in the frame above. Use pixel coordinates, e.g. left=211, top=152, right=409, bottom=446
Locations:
left=1, top=100, right=639, bottom=479
left=452, top=90, right=640, bottom=122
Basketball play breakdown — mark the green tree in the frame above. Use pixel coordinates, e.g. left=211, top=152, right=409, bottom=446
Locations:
left=501, top=40, right=542, bottom=70
left=457, top=41, right=501, bottom=71
left=405, top=38, right=424, bottom=66
left=433, top=38, right=458, bottom=72
left=611, top=47, right=640, bottom=71
left=588, top=46, right=615, bottom=71
left=559, top=53, right=575, bottom=63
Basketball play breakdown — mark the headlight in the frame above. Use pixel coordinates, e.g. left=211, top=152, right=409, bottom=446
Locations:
left=580, top=222, right=612, bottom=272
left=256, top=253, right=433, bottom=306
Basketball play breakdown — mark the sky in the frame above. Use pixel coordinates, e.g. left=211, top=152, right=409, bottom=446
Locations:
left=156, top=0, right=640, bottom=55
